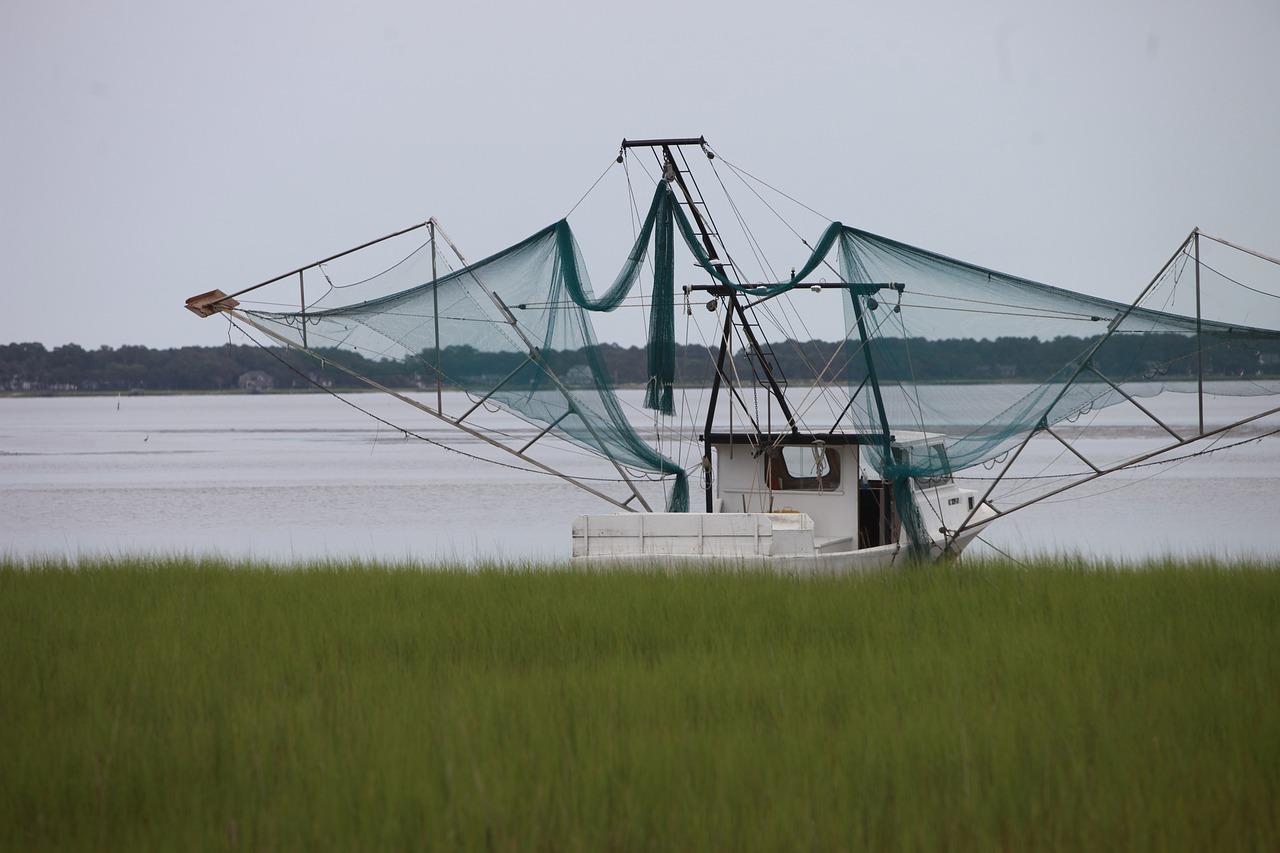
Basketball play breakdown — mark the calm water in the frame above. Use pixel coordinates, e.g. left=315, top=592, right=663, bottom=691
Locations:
left=2, top=388, right=1278, bottom=564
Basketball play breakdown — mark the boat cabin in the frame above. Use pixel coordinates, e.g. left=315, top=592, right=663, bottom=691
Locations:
left=572, top=426, right=990, bottom=564
left=708, top=432, right=896, bottom=553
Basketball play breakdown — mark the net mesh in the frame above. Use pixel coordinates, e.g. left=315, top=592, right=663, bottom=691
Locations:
left=831, top=228, right=1280, bottom=552
left=234, top=178, right=1280, bottom=544
left=835, top=228, right=1280, bottom=469
left=241, top=185, right=689, bottom=512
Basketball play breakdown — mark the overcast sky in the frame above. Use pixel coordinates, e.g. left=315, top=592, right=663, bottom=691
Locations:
left=3, top=0, right=1277, bottom=351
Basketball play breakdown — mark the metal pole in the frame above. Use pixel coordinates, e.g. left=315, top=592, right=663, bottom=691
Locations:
left=850, top=293, right=893, bottom=442
left=949, top=230, right=1198, bottom=541
left=702, top=312, right=733, bottom=511
left=298, top=270, right=307, bottom=349
left=848, top=292, right=897, bottom=547
left=432, top=221, right=442, bottom=413
left=621, top=136, right=707, bottom=150
left=1195, top=230, right=1280, bottom=266
left=1195, top=229, right=1204, bottom=435
left=224, top=221, right=433, bottom=301
left=970, top=400, right=1280, bottom=521
left=486, top=290, right=655, bottom=513
left=659, top=144, right=800, bottom=434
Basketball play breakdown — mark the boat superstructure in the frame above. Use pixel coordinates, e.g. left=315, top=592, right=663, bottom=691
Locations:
left=573, top=430, right=997, bottom=569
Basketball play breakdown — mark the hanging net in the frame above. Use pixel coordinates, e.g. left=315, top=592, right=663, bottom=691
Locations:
left=830, top=227, right=1280, bottom=552
left=833, top=228, right=1280, bottom=464
left=235, top=183, right=687, bottom=512
left=222, top=174, right=1280, bottom=550
left=644, top=186, right=1280, bottom=472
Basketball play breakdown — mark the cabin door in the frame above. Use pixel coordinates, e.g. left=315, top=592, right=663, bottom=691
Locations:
left=857, top=481, right=899, bottom=548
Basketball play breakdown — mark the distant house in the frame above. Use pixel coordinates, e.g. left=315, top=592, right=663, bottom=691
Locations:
left=562, top=365, right=595, bottom=387
left=975, top=364, right=1018, bottom=380
left=238, top=370, right=274, bottom=392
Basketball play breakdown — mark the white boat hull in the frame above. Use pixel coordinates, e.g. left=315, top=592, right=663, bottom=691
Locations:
left=571, top=508, right=993, bottom=573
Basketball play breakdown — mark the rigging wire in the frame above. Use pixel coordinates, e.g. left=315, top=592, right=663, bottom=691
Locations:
left=704, top=151, right=852, bottom=394
left=1192, top=254, right=1280, bottom=302
left=314, top=236, right=444, bottom=293
left=565, top=157, right=620, bottom=218
left=697, top=152, right=851, bottom=417
left=890, top=300, right=1112, bottom=323
left=710, top=150, right=834, bottom=230
left=974, top=535, right=1031, bottom=567
left=786, top=302, right=892, bottom=431
left=891, top=289, right=1121, bottom=322
left=498, top=287, right=1135, bottom=326
left=706, top=154, right=776, bottom=283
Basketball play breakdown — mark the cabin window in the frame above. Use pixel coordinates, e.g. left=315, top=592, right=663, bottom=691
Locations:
left=765, top=446, right=841, bottom=491
left=914, top=443, right=954, bottom=488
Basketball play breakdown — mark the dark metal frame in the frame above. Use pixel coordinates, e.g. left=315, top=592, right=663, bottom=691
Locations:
left=616, top=138, right=901, bottom=513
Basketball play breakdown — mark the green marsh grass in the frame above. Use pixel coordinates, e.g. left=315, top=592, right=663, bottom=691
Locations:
left=2, top=555, right=1277, bottom=850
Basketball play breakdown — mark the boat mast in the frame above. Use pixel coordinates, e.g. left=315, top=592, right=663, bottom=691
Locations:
left=619, top=137, right=800, bottom=511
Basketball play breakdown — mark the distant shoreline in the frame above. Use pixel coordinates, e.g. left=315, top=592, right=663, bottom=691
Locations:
left=7, top=336, right=1278, bottom=396
left=5, top=375, right=1279, bottom=399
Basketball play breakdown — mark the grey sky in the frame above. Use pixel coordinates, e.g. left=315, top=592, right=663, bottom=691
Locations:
left=3, top=0, right=1277, bottom=351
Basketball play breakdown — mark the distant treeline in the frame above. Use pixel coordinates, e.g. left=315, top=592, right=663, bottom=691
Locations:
left=4, top=334, right=1277, bottom=393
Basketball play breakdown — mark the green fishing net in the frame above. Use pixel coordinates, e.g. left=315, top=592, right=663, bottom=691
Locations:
left=238, top=183, right=688, bottom=512
left=232, top=177, right=1280, bottom=548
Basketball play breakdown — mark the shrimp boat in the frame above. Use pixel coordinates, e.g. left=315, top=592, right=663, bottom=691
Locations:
left=185, top=137, right=1280, bottom=569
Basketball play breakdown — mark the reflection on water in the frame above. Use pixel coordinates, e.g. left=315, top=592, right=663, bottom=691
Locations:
left=2, top=389, right=1277, bottom=563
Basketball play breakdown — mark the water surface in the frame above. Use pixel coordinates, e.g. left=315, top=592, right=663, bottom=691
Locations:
left=2, top=389, right=1277, bottom=564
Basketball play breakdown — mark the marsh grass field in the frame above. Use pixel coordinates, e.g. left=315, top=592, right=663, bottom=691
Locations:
left=2, top=557, right=1277, bottom=850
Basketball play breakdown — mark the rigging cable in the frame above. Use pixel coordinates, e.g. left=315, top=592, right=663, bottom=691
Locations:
left=974, top=535, right=1031, bottom=567
left=690, top=145, right=849, bottom=395
left=711, top=151, right=833, bottom=234
left=1190, top=254, right=1280, bottom=302
left=565, top=156, right=620, bottom=218
left=706, top=153, right=777, bottom=283
left=702, top=158, right=837, bottom=420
